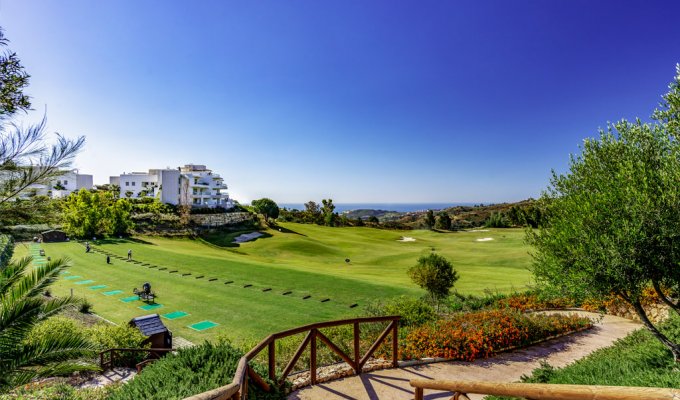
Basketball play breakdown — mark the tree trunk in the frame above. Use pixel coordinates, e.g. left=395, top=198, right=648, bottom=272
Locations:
left=630, top=299, right=680, bottom=362
left=651, top=279, right=680, bottom=316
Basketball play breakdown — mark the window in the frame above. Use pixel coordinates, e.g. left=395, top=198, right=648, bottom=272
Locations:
left=132, top=182, right=136, bottom=186
left=64, top=180, right=68, bottom=185
left=125, top=182, right=129, bottom=187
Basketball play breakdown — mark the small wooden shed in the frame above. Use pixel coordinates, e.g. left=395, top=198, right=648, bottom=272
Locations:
left=129, top=314, right=172, bottom=349
left=39, top=230, right=67, bottom=243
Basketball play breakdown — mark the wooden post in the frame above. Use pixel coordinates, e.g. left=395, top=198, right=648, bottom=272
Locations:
left=353, top=322, right=360, bottom=374
left=392, top=320, right=399, bottom=368
left=415, top=387, right=424, bottom=400
left=310, top=329, right=317, bottom=385
left=268, top=340, right=276, bottom=381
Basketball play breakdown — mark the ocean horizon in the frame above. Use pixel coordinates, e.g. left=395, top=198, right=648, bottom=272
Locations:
left=278, top=203, right=479, bottom=213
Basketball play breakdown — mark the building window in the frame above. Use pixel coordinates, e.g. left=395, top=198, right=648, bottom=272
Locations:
left=125, top=182, right=129, bottom=186
left=64, top=180, right=68, bottom=185
left=132, top=182, right=136, bottom=186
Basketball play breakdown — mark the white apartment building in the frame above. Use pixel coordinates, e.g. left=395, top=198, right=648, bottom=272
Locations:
left=109, top=164, right=233, bottom=209
left=20, top=169, right=93, bottom=199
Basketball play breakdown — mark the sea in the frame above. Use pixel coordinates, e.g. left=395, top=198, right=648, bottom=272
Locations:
left=279, top=203, right=478, bottom=213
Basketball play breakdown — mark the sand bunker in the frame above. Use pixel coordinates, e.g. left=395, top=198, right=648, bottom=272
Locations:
left=476, top=237, right=494, bottom=242
left=398, top=236, right=416, bottom=242
left=470, top=229, right=490, bottom=232
left=233, top=232, right=264, bottom=243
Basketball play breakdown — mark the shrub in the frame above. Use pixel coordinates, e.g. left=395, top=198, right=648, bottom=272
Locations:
left=86, top=323, right=148, bottom=367
left=2, top=381, right=118, bottom=400
left=108, top=341, right=285, bottom=400
left=365, top=296, right=436, bottom=327
left=79, top=298, right=93, bottom=313
left=24, top=317, right=85, bottom=347
left=399, top=309, right=591, bottom=361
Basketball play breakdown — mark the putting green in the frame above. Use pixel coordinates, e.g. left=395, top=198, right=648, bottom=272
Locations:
left=189, top=321, right=218, bottom=331
left=162, top=311, right=189, bottom=320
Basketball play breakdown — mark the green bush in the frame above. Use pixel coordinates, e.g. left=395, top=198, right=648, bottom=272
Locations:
left=1, top=381, right=118, bottom=400
left=365, top=296, right=436, bottom=327
left=108, top=341, right=285, bottom=400
left=86, top=323, right=148, bottom=367
left=24, top=317, right=85, bottom=347
left=0, top=234, right=13, bottom=267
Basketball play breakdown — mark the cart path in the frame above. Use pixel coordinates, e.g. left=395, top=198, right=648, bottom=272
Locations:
left=289, top=311, right=641, bottom=400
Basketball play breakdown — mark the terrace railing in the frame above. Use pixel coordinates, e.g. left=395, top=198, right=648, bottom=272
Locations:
left=99, top=347, right=174, bottom=371
left=410, top=379, right=680, bottom=400
left=185, top=315, right=400, bottom=400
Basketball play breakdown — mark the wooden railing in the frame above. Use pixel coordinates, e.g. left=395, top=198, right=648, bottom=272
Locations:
left=99, top=347, right=174, bottom=370
left=410, top=379, right=680, bottom=400
left=185, top=315, right=400, bottom=400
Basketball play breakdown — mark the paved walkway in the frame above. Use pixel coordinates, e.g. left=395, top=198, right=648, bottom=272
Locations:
left=289, top=311, right=641, bottom=400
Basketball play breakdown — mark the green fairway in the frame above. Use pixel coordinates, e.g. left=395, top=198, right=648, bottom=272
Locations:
left=13, top=224, right=532, bottom=342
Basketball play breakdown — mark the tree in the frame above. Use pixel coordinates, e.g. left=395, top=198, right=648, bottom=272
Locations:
left=424, top=210, right=435, bottom=229
left=251, top=198, right=279, bottom=224
left=529, top=76, right=680, bottom=360
left=435, top=212, right=451, bottom=230
left=321, top=198, right=336, bottom=226
left=61, top=189, right=133, bottom=238
left=0, top=29, right=30, bottom=119
left=304, top=201, right=321, bottom=224
left=407, top=253, right=458, bottom=309
left=108, top=197, right=134, bottom=236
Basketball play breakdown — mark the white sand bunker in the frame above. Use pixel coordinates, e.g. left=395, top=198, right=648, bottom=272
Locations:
left=476, top=237, right=494, bottom=242
left=233, top=232, right=264, bottom=243
left=398, top=236, right=416, bottom=242
left=470, top=229, right=490, bottom=232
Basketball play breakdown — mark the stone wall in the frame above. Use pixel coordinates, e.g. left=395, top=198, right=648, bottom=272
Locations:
left=607, top=302, right=670, bottom=324
left=189, top=212, right=253, bottom=227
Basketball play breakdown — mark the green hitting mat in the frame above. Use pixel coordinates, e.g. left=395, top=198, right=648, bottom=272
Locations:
left=89, top=285, right=107, bottom=290
left=102, top=290, right=123, bottom=296
left=120, top=296, right=140, bottom=303
left=188, top=321, right=219, bottom=331
left=139, top=303, right=163, bottom=311
left=162, top=311, right=189, bottom=320
left=75, top=280, right=94, bottom=285
left=64, top=276, right=81, bottom=280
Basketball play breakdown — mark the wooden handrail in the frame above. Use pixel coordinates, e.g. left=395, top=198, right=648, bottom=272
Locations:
left=184, top=315, right=400, bottom=400
left=410, top=379, right=680, bottom=400
left=100, top=348, right=174, bottom=370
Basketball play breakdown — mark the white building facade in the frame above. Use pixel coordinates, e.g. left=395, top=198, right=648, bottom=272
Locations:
left=109, top=164, right=233, bottom=209
left=21, top=169, right=93, bottom=199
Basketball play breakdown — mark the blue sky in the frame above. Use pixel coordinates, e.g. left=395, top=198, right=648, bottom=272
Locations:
left=1, top=1, right=679, bottom=203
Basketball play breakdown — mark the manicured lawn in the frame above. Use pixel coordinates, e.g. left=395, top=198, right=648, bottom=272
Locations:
left=14, top=225, right=532, bottom=343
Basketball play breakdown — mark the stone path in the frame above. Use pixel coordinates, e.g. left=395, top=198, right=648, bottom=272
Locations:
left=289, top=311, right=641, bottom=400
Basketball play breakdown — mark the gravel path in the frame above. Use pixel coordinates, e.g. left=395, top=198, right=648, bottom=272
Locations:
left=289, top=311, right=641, bottom=400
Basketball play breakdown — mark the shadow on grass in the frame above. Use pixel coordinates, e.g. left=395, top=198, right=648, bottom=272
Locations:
left=200, top=231, right=273, bottom=248
left=94, top=237, right=156, bottom=246
left=270, top=224, right=306, bottom=236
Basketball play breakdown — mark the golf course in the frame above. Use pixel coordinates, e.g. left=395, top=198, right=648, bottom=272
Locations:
left=14, top=224, right=533, bottom=343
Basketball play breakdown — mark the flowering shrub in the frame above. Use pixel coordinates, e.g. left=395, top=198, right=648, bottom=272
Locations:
left=399, top=309, right=591, bottom=361
left=581, top=286, right=667, bottom=314
left=496, top=293, right=574, bottom=311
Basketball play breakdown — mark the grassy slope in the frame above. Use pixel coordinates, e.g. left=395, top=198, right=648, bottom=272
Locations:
left=14, top=224, right=532, bottom=343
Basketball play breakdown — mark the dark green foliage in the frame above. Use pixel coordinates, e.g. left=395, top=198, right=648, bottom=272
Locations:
left=0, top=234, right=13, bottom=267
left=408, top=253, right=458, bottom=308
left=435, top=212, right=451, bottom=230
left=251, top=198, right=280, bottom=224
left=364, top=296, right=436, bottom=327
left=109, top=341, right=285, bottom=400
left=321, top=198, right=336, bottom=226
left=484, top=212, right=509, bottom=228
left=0, top=29, right=30, bottom=118
left=424, top=210, right=435, bottom=229
left=367, top=215, right=379, bottom=224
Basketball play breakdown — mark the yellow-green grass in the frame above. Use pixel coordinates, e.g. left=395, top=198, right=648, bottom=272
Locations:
left=13, top=224, right=532, bottom=342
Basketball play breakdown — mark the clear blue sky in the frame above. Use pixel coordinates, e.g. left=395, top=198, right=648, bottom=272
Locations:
left=2, top=1, right=679, bottom=203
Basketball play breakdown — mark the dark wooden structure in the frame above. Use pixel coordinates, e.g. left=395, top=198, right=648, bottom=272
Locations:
left=39, top=230, right=67, bottom=243
left=129, top=314, right=172, bottom=349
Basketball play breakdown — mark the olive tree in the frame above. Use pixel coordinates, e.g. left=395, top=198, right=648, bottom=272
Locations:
left=251, top=198, right=279, bottom=224
left=408, top=252, right=458, bottom=309
left=529, top=101, right=680, bottom=359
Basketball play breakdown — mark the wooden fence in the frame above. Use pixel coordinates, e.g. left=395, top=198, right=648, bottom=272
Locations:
left=185, top=315, right=400, bottom=400
left=99, top=347, right=174, bottom=371
left=410, top=379, right=680, bottom=400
